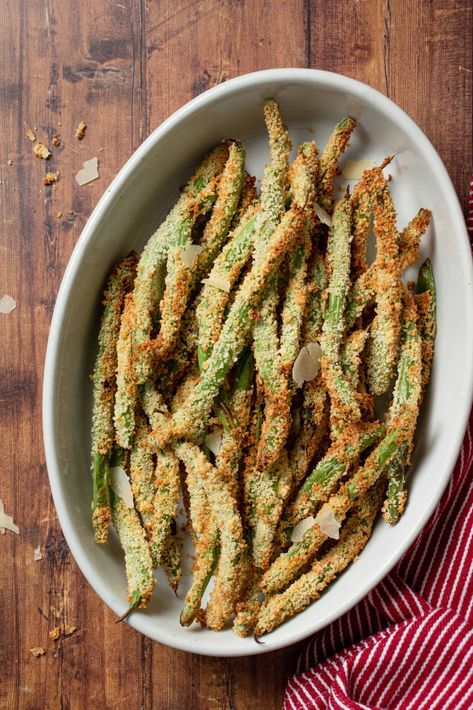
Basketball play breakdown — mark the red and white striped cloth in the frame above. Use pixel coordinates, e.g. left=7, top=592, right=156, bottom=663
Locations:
left=284, top=180, right=473, bottom=710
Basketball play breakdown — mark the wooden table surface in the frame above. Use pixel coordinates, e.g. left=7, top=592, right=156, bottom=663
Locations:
left=1, top=1, right=471, bottom=708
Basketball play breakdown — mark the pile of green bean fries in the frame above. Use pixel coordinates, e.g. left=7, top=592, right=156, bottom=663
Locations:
left=90, top=100, right=436, bottom=636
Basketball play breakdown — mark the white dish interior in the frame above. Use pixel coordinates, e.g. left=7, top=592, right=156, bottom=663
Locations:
left=43, top=69, right=473, bottom=657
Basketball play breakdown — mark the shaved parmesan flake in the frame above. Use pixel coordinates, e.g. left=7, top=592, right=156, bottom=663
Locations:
left=0, top=295, right=16, bottom=314
left=34, top=545, right=42, bottom=561
left=314, top=203, right=332, bottom=227
left=201, top=275, right=231, bottom=293
left=205, top=428, right=223, bottom=456
left=75, top=157, right=99, bottom=186
left=180, top=244, right=203, bottom=268
left=292, top=342, right=322, bottom=387
left=291, top=516, right=317, bottom=542
left=110, top=466, right=134, bottom=508
left=315, top=506, right=341, bottom=540
left=342, top=159, right=376, bottom=180
left=0, top=500, right=20, bottom=535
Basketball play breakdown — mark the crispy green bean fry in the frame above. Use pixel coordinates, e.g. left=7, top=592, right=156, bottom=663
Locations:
left=110, top=448, right=155, bottom=619
left=91, top=253, right=137, bottom=543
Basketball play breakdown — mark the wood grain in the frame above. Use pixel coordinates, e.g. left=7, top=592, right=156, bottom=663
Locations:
left=0, top=1, right=470, bottom=708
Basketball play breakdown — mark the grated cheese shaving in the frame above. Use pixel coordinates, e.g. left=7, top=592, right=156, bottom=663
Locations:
left=314, top=203, right=332, bottom=227
left=292, top=341, right=322, bottom=387
left=0, top=295, right=16, bottom=314
left=0, top=499, right=19, bottom=535
left=180, top=244, right=203, bottom=268
left=110, top=466, right=134, bottom=508
left=315, top=506, right=341, bottom=540
left=75, top=157, right=99, bottom=186
left=201, top=275, right=231, bottom=293
left=205, top=428, right=223, bottom=456
left=342, top=159, right=376, bottom=180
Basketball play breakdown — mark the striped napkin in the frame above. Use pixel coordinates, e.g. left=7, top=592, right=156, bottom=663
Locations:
left=283, top=180, right=473, bottom=710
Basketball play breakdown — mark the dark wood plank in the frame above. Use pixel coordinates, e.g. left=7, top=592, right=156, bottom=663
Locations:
left=0, top=1, right=471, bottom=709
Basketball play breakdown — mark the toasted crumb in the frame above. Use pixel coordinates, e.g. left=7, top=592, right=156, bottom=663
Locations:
left=56, top=211, right=62, bottom=219
left=33, top=545, right=42, bottom=561
left=26, top=128, right=37, bottom=142
left=49, top=626, right=61, bottom=641
left=75, top=121, right=87, bottom=140
left=33, top=143, right=51, bottom=160
left=63, top=624, right=77, bottom=637
left=52, top=134, right=61, bottom=147
left=44, top=171, right=59, bottom=186
left=7, top=160, right=13, bottom=166
left=30, top=647, right=46, bottom=657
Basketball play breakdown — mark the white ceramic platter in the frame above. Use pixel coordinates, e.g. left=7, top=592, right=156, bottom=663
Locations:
left=43, top=69, right=473, bottom=657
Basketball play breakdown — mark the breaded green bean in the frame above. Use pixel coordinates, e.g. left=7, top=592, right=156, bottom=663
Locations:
left=287, top=376, right=328, bottom=495
left=341, top=329, right=369, bottom=387
left=303, top=252, right=328, bottom=344
left=398, top=209, right=432, bottom=272
left=230, top=173, right=257, bottom=230
left=320, top=195, right=360, bottom=431
left=161, top=535, right=182, bottom=593
left=129, top=410, right=155, bottom=532
left=150, top=448, right=180, bottom=568
left=382, top=260, right=436, bottom=524
left=180, top=466, right=219, bottom=626
left=362, top=170, right=402, bottom=395
left=233, top=565, right=262, bottom=638
left=110, top=448, right=155, bottom=619
left=262, top=294, right=422, bottom=595
left=317, top=117, right=357, bottom=212
left=114, top=293, right=138, bottom=449
left=91, top=253, right=137, bottom=543
left=132, top=144, right=229, bottom=383
left=254, top=482, right=383, bottom=636
left=414, top=258, right=436, bottom=388
left=255, top=146, right=313, bottom=470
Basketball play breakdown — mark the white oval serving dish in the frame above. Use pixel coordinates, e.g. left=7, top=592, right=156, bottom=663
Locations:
left=43, top=69, right=473, bottom=657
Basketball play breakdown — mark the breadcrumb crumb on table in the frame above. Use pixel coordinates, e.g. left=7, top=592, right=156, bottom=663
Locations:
left=30, top=647, right=46, bottom=657
left=26, top=128, right=36, bottom=142
left=52, top=134, right=61, bottom=147
left=75, top=121, right=87, bottom=140
left=33, top=142, right=51, bottom=160
left=49, top=626, right=61, bottom=641
left=44, top=171, right=59, bottom=186
left=7, top=159, right=13, bottom=166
